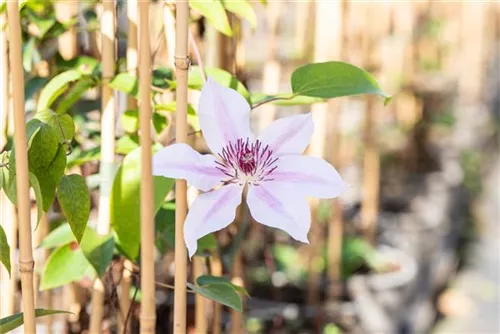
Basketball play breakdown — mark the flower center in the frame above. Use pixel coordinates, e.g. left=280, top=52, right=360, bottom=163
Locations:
left=216, top=138, right=278, bottom=186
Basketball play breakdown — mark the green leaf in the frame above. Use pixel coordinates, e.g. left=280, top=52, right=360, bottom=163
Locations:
left=35, top=110, right=75, bottom=144
left=56, top=55, right=100, bottom=75
left=0, top=225, right=10, bottom=276
left=291, top=61, right=390, bottom=103
left=116, top=135, right=140, bottom=155
left=154, top=102, right=197, bottom=116
left=37, top=70, right=82, bottom=111
left=222, top=0, right=257, bottom=29
left=196, top=275, right=249, bottom=297
left=190, top=1, right=232, bottom=36
left=40, top=243, right=93, bottom=290
left=25, top=76, right=49, bottom=102
left=55, top=76, right=96, bottom=115
left=67, top=146, right=100, bottom=168
left=80, top=228, right=115, bottom=277
left=152, top=113, right=168, bottom=135
left=155, top=203, right=215, bottom=255
left=152, top=67, right=173, bottom=89
left=0, top=309, right=71, bottom=334
left=108, top=73, right=138, bottom=98
left=23, top=37, right=36, bottom=72
left=111, top=147, right=174, bottom=260
left=121, top=109, right=139, bottom=133
left=250, top=93, right=324, bottom=107
left=56, top=175, right=90, bottom=243
left=29, top=172, right=44, bottom=226
left=39, top=223, right=75, bottom=249
left=10, top=120, right=67, bottom=211
left=187, top=66, right=250, bottom=101
left=187, top=282, right=243, bottom=312
left=30, top=145, right=67, bottom=212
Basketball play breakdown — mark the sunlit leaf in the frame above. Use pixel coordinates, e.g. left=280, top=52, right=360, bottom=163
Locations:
left=0, top=225, right=10, bottom=276
left=111, top=147, right=174, bottom=260
left=37, top=70, right=82, bottom=111
left=190, top=1, right=232, bottom=36
left=222, top=0, right=257, bottom=29
left=196, top=275, right=249, bottom=297
left=80, top=227, right=114, bottom=277
left=40, top=243, right=93, bottom=290
left=291, top=62, right=390, bottom=103
left=35, top=109, right=75, bottom=144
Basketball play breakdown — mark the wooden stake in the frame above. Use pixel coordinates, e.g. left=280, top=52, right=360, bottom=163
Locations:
left=7, top=1, right=36, bottom=332
left=193, top=257, right=207, bottom=333
left=119, top=2, right=138, bottom=332
left=138, top=2, right=156, bottom=333
left=173, top=1, right=190, bottom=333
left=210, top=254, right=223, bottom=334
left=258, top=1, right=282, bottom=131
left=89, top=1, right=116, bottom=332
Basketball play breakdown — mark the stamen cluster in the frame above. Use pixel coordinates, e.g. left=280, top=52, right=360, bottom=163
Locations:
left=215, top=138, right=278, bottom=186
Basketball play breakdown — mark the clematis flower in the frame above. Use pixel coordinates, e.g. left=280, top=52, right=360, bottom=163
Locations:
left=153, top=78, right=348, bottom=258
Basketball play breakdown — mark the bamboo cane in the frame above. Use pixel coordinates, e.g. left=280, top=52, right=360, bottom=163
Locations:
left=0, top=11, right=17, bottom=319
left=306, top=0, right=343, bottom=307
left=119, top=1, right=138, bottom=332
left=258, top=1, right=282, bottom=131
left=173, top=1, right=190, bottom=333
left=138, top=2, right=156, bottom=333
left=193, top=257, right=207, bottom=333
left=6, top=1, right=36, bottom=332
left=210, top=254, right=223, bottom=334
left=89, top=1, right=116, bottom=332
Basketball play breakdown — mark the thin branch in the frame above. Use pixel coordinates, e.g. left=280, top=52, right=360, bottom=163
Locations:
left=250, top=95, right=295, bottom=110
left=166, top=130, right=201, bottom=146
left=189, top=29, right=206, bottom=82
left=123, top=282, right=139, bottom=334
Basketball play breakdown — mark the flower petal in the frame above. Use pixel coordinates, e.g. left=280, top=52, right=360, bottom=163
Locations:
left=247, top=182, right=310, bottom=243
left=184, top=183, right=243, bottom=258
left=272, top=155, right=349, bottom=198
left=198, top=77, right=253, bottom=154
left=153, top=143, right=224, bottom=191
left=258, top=113, right=313, bottom=155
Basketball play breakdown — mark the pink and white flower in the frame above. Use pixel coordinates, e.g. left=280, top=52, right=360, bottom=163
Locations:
left=153, top=78, right=348, bottom=258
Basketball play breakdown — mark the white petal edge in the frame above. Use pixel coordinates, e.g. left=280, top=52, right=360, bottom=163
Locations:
left=247, top=182, right=310, bottom=243
left=272, top=155, right=349, bottom=199
left=258, top=113, right=313, bottom=155
left=198, top=77, right=253, bottom=154
left=184, top=183, right=243, bottom=258
left=152, top=143, right=224, bottom=191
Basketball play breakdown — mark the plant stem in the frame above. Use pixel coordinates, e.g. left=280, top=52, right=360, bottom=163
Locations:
left=173, top=1, right=190, bottom=333
left=89, top=0, right=117, bottom=332
left=138, top=1, right=156, bottom=333
left=250, top=95, right=294, bottom=110
left=123, top=282, right=139, bottom=334
left=189, top=29, right=206, bottom=82
left=193, top=257, right=207, bottom=333
left=7, top=1, right=36, bottom=332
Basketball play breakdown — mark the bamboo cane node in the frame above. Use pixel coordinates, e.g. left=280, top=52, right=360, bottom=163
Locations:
left=174, top=55, right=191, bottom=70
left=19, top=260, right=35, bottom=273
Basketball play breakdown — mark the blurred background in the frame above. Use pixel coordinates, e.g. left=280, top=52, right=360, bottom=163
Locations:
left=0, top=1, right=499, bottom=333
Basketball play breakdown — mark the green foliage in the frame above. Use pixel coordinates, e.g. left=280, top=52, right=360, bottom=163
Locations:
left=187, top=282, right=243, bottom=312
left=196, top=275, right=249, bottom=297
left=250, top=93, right=324, bottom=107
left=56, top=174, right=90, bottom=243
left=222, top=0, right=257, bottom=29
left=188, top=66, right=250, bottom=101
left=55, top=77, right=96, bottom=115
left=37, top=70, right=83, bottom=112
left=0, top=309, right=71, bottom=334
left=40, top=243, right=94, bottom=290
left=111, top=147, right=174, bottom=260
left=291, top=61, right=391, bottom=104
left=39, top=223, right=76, bottom=249
left=108, top=73, right=138, bottom=98
left=35, top=110, right=75, bottom=144
left=116, top=135, right=140, bottom=155
left=79, top=228, right=115, bottom=277
left=190, top=1, right=232, bottom=36
left=0, top=225, right=10, bottom=276
left=155, top=202, right=217, bottom=256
